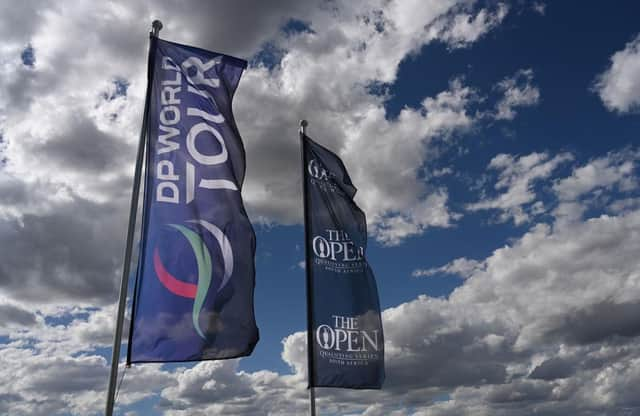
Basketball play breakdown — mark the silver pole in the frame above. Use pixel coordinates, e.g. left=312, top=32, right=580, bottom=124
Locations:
left=299, top=120, right=317, bottom=416
left=105, top=19, right=162, bottom=416
left=309, top=384, right=317, bottom=416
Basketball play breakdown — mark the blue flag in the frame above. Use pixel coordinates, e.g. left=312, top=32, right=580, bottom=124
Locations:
left=302, top=134, right=385, bottom=388
left=128, top=38, right=258, bottom=363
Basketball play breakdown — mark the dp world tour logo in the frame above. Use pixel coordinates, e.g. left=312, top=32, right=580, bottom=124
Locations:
left=153, top=219, right=233, bottom=339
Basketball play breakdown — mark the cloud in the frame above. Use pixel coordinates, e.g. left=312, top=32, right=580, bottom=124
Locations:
left=528, top=356, right=576, bottom=380
left=0, top=1, right=514, bottom=412
left=0, top=162, right=638, bottom=414
left=152, top=187, right=640, bottom=413
left=552, top=149, right=638, bottom=226
left=532, top=2, right=546, bottom=16
left=370, top=188, right=459, bottom=246
left=0, top=1, right=48, bottom=44
left=5, top=2, right=638, bottom=416
left=152, top=198, right=640, bottom=415
left=467, top=151, right=573, bottom=224
left=0, top=0, right=518, bottom=310
left=429, top=3, right=509, bottom=49
left=0, top=193, right=125, bottom=304
left=594, top=34, right=640, bottom=113
left=493, top=69, right=540, bottom=120
left=160, top=360, right=256, bottom=410
left=553, top=150, right=637, bottom=201
left=235, top=4, right=509, bottom=244
left=0, top=0, right=350, bottom=307
left=0, top=341, right=115, bottom=415
left=455, top=212, right=640, bottom=350
left=0, top=302, right=37, bottom=327
left=545, top=300, right=640, bottom=345
left=412, top=257, right=483, bottom=279
left=411, top=201, right=640, bottom=415
left=0, top=306, right=173, bottom=415
left=5, top=306, right=114, bottom=357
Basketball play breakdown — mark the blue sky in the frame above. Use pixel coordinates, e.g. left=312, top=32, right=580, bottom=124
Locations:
left=1, top=1, right=640, bottom=415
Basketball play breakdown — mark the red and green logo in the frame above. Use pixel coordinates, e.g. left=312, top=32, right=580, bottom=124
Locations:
left=153, top=219, right=233, bottom=339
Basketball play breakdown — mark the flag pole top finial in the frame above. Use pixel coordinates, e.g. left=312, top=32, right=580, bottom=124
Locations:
left=151, top=20, right=163, bottom=37
left=299, top=120, right=308, bottom=135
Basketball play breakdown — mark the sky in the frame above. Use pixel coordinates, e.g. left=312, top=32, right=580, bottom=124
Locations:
left=1, top=0, right=640, bottom=415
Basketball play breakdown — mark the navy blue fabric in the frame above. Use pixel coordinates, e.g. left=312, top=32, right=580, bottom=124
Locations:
left=303, top=134, right=385, bottom=389
left=129, top=39, right=258, bottom=363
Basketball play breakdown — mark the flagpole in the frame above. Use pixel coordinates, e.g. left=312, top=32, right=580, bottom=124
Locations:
left=105, top=19, right=162, bottom=416
left=299, top=119, right=317, bottom=416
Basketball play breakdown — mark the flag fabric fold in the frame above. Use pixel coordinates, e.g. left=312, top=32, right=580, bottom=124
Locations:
left=302, top=133, right=385, bottom=389
left=128, top=38, right=258, bottom=363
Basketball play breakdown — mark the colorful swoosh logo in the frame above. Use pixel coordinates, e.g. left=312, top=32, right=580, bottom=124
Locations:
left=153, top=221, right=233, bottom=340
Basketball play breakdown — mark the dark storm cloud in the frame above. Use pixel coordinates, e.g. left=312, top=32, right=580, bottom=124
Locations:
left=153, top=0, right=317, bottom=57
left=25, top=356, right=107, bottom=394
left=0, top=303, right=37, bottom=327
left=39, top=115, right=134, bottom=172
left=3, top=65, right=40, bottom=113
left=546, top=300, right=640, bottom=345
left=0, top=193, right=127, bottom=304
left=0, top=174, right=30, bottom=206
left=0, top=0, right=48, bottom=43
left=386, top=325, right=509, bottom=390
left=529, top=357, right=576, bottom=380
left=0, top=393, right=25, bottom=413
left=486, top=380, right=554, bottom=403
left=381, top=300, right=520, bottom=394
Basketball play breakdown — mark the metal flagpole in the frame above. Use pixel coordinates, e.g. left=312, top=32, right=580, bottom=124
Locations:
left=105, top=19, right=162, bottom=416
left=299, top=120, right=317, bottom=416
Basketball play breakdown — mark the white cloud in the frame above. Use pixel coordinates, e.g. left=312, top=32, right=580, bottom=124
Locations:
left=412, top=257, right=483, bottom=279
left=0, top=170, right=639, bottom=414
left=552, top=149, right=638, bottom=226
left=161, top=360, right=257, bottom=410
left=553, top=150, right=637, bottom=201
left=594, top=34, right=640, bottom=113
left=429, top=4, right=509, bottom=49
left=5, top=2, right=639, bottom=416
left=0, top=306, right=173, bottom=415
left=0, top=1, right=513, bottom=412
left=149, top=201, right=640, bottom=414
left=493, top=69, right=540, bottom=120
left=532, top=2, right=546, bottom=16
left=467, top=152, right=573, bottom=224
left=608, top=196, right=640, bottom=214
left=455, top=210, right=640, bottom=349
left=468, top=149, right=638, bottom=229
left=236, top=6, right=505, bottom=244
left=431, top=167, right=453, bottom=178
left=370, top=189, right=460, bottom=246
left=0, top=0, right=519, bottom=305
